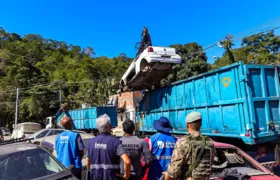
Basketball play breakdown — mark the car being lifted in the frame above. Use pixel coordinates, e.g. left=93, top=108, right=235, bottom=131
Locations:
left=119, top=46, right=181, bottom=92
left=119, top=27, right=182, bottom=92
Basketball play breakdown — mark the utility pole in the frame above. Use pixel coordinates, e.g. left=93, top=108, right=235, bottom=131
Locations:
left=59, top=80, right=62, bottom=106
left=15, top=88, right=19, bottom=126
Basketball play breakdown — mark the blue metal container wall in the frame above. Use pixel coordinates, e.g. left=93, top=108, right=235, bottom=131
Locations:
left=57, top=107, right=117, bottom=130
left=96, top=106, right=118, bottom=128
left=137, top=62, right=280, bottom=145
left=245, top=65, right=280, bottom=142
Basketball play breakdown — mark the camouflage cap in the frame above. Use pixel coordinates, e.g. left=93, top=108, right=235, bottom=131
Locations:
left=186, top=112, right=202, bottom=123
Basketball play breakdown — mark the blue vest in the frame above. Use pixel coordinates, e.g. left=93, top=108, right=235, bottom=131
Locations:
left=148, top=133, right=177, bottom=180
left=55, top=131, right=82, bottom=168
left=87, top=133, right=121, bottom=180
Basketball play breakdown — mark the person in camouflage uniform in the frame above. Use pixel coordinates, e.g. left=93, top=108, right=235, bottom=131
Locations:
left=163, top=112, right=215, bottom=180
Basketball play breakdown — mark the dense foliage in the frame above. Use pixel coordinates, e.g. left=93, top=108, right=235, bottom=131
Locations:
left=0, top=27, right=132, bottom=127
left=0, top=27, right=279, bottom=128
left=212, top=31, right=280, bottom=69
left=161, top=42, right=209, bottom=86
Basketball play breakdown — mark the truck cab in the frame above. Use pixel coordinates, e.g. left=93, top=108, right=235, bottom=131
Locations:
left=45, top=116, right=55, bottom=129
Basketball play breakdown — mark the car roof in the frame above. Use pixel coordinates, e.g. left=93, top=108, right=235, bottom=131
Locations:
left=16, top=122, right=41, bottom=125
left=0, top=142, right=39, bottom=156
left=174, top=136, right=235, bottom=148
left=45, top=128, right=85, bottom=133
left=36, top=133, right=94, bottom=143
left=213, top=141, right=235, bottom=148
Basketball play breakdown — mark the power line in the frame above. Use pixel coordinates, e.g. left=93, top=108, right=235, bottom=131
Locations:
left=232, top=16, right=280, bottom=40
left=232, top=25, right=280, bottom=41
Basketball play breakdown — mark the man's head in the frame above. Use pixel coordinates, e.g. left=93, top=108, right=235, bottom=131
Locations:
left=186, top=112, right=202, bottom=132
left=257, top=145, right=266, bottom=154
left=97, top=114, right=112, bottom=133
left=122, top=120, right=135, bottom=135
left=60, top=117, right=74, bottom=130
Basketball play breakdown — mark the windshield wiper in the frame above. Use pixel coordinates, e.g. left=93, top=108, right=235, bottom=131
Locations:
left=52, top=170, right=73, bottom=180
left=31, top=170, right=72, bottom=180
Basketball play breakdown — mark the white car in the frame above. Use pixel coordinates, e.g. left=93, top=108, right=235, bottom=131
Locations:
left=120, top=46, right=181, bottom=91
left=11, top=122, right=42, bottom=139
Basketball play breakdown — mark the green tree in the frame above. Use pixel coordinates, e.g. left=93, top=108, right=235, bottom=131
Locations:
left=161, top=42, right=209, bottom=86
left=0, top=27, right=131, bottom=125
left=213, top=31, right=280, bottom=69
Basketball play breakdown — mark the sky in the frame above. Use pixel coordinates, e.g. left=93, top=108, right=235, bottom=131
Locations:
left=0, top=0, right=279, bottom=63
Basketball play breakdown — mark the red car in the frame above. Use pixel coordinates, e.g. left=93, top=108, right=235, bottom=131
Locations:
left=141, top=139, right=280, bottom=180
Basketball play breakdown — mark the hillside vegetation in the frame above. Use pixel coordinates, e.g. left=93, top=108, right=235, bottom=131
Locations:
left=0, top=27, right=279, bottom=127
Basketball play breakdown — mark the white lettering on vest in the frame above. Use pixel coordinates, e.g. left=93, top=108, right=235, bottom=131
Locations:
left=60, top=136, right=69, bottom=144
left=157, top=141, right=175, bottom=149
left=94, top=142, right=107, bottom=149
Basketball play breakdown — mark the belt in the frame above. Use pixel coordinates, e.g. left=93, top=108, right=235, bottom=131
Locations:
left=155, top=156, right=172, bottom=160
left=90, top=164, right=120, bottom=170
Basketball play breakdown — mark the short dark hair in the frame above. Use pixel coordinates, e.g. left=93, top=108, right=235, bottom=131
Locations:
left=188, top=120, right=202, bottom=131
left=122, top=120, right=135, bottom=134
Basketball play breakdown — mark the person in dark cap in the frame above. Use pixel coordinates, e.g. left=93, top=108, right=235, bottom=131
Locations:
left=55, top=117, right=85, bottom=179
left=163, top=112, right=214, bottom=180
left=147, top=116, right=177, bottom=180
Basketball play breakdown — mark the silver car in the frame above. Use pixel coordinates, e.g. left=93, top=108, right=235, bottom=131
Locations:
left=1, top=128, right=11, bottom=136
left=28, top=128, right=86, bottom=141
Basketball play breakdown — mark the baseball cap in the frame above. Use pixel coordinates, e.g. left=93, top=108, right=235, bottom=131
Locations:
left=186, top=112, right=202, bottom=123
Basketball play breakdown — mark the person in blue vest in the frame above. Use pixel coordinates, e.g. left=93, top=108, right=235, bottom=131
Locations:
left=55, top=117, right=85, bottom=179
left=85, top=114, right=131, bottom=180
left=147, top=116, right=177, bottom=180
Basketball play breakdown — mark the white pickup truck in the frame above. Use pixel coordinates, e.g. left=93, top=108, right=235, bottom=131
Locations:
left=120, top=46, right=182, bottom=91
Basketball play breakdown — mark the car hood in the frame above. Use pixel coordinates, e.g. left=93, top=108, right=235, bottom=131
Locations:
left=251, top=175, right=280, bottom=180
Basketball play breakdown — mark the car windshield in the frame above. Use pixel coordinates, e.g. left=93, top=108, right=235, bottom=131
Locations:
left=0, top=148, right=64, bottom=180
left=211, top=147, right=270, bottom=178
left=49, top=129, right=64, bottom=136
left=29, top=129, right=46, bottom=139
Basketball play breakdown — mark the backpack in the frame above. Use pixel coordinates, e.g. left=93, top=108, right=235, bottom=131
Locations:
left=183, top=135, right=214, bottom=179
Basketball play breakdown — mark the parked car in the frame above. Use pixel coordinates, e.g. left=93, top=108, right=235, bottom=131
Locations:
left=119, top=46, right=181, bottom=91
left=0, top=141, right=78, bottom=180
left=1, top=128, right=11, bottom=136
left=28, top=128, right=86, bottom=142
left=11, top=122, right=42, bottom=139
left=142, top=138, right=280, bottom=180
left=210, top=142, right=280, bottom=179
left=33, top=133, right=94, bottom=180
